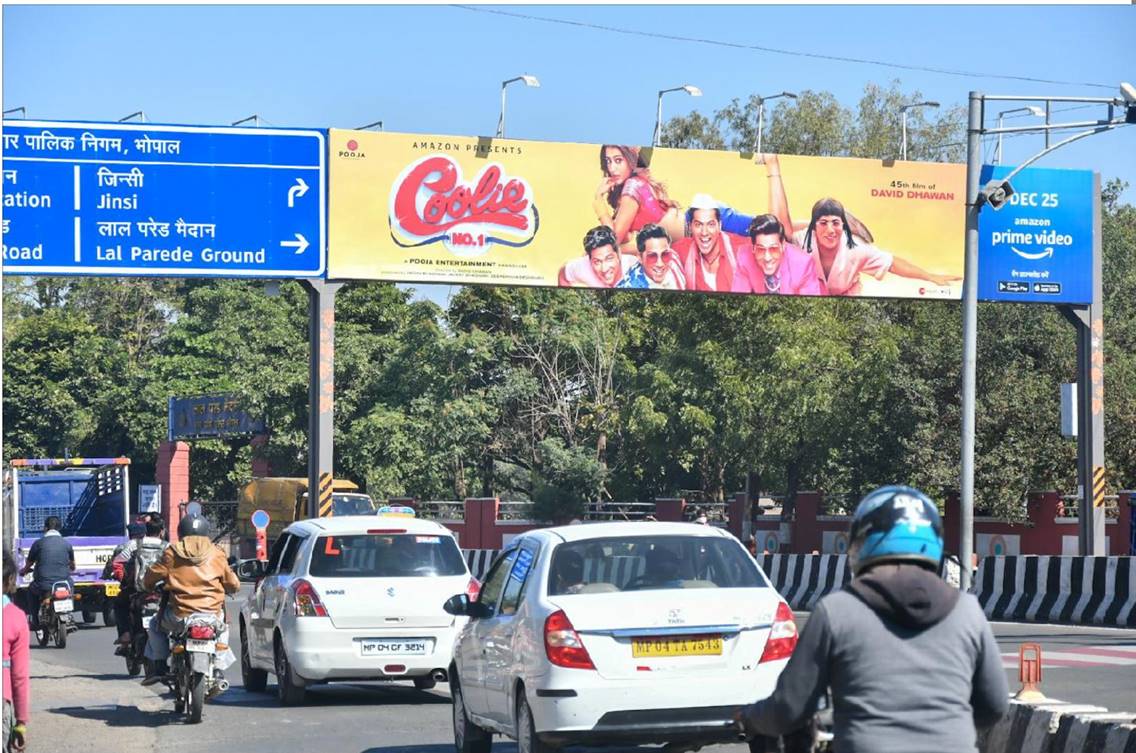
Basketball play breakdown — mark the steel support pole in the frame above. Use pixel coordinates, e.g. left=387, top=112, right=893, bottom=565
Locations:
left=653, top=93, right=664, bottom=147
left=756, top=101, right=765, bottom=155
left=304, top=279, right=342, bottom=519
left=1080, top=175, right=1106, bottom=553
left=959, top=92, right=983, bottom=591
left=902, top=110, right=908, bottom=161
left=497, top=85, right=507, bottom=139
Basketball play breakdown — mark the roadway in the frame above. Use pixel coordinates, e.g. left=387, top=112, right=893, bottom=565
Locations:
left=24, top=594, right=1136, bottom=753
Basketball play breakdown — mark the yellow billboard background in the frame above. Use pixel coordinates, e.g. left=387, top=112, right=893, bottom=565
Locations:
left=328, top=128, right=965, bottom=299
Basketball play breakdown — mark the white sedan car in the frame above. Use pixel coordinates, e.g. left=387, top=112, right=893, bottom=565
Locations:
left=238, top=514, right=478, bottom=705
left=445, top=522, right=797, bottom=753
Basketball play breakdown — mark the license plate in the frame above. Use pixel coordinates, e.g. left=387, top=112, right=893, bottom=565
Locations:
left=53, top=599, right=74, bottom=613
left=186, top=639, right=216, bottom=654
left=631, top=634, right=723, bottom=658
left=105, top=583, right=120, bottom=597
left=360, top=639, right=429, bottom=656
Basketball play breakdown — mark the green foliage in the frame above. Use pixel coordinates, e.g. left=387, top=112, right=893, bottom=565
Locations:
left=2, top=85, right=1133, bottom=530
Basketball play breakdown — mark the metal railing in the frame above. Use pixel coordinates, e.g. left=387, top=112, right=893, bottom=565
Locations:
left=415, top=500, right=465, bottom=521
left=497, top=500, right=534, bottom=521
left=583, top=501, right=658, bottom=521
left=1057, top=494, right=1120, bottom=520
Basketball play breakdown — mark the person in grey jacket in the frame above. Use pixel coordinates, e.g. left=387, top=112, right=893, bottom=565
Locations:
left=736, top=485, right=1009, bottom=753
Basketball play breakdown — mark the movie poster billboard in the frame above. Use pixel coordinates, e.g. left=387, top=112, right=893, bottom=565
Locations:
left=328, top=129, right=966, bottom=299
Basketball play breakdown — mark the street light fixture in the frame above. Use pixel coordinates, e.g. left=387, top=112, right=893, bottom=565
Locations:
left=497, top=74, right=540, bottom=139
left=899, top=100, right=940, bottom=160
left=653, top=84, right=702, bottom=147
left=994, top=106, right=1045, bottom=164
left=752, top=91, right=797, bottom=154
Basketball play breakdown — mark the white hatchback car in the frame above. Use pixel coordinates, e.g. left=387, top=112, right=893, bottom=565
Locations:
left=238, top=514, right=479, bottom=705
left=445, top=522, right=797, bottom=753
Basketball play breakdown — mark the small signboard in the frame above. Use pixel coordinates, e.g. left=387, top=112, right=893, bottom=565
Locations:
left=252, top=508, right=270, bottom=561
left=251, top=509, right=270, bottom=530
left=168, top=395, right=265, bottom=440
left=138, top=484, right=162, bottom=513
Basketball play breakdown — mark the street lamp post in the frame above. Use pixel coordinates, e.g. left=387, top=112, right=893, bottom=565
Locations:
left=995, top=106, right=1045, bottom=164
left=752, top=91, right=797, bottom=154
left=900, top=100, right=940, bottom=160
left=497, top=75, right=540, bottom=139
left=653, top=84, right=702, bottom=147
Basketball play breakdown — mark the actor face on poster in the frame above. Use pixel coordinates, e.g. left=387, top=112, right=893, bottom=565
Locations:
left=558, top=225, right=640, bottom=288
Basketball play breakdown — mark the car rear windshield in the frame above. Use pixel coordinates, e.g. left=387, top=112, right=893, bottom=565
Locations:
left=309, top=533, right=467, bottom=578
left=548, top=535, right=765, bottom=595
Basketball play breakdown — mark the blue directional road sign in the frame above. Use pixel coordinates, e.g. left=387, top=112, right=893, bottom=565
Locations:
left=2, top=120, right=325, bottom=277
left=978, top=164, right=1094, bottom=304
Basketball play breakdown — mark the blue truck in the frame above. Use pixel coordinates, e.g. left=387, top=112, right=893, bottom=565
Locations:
left=3, top=457, right=132, bottom=626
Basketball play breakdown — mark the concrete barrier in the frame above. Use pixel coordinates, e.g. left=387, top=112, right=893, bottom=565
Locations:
left=464, top=549, right=500, bottom=580
left=975, top=556, right=1136, bottom=628
left=980, top=699, right=1136, bottom=753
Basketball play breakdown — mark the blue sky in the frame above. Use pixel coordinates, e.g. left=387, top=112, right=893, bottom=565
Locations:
left=4, top=4, right=1132, bottom=303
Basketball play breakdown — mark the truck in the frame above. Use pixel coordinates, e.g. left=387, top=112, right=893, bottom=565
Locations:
left=235, top=476, right=375, bottom=557
left=3, top=457, right=132, bottom=626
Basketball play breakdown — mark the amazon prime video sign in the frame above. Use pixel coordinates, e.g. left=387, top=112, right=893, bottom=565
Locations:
left=978, top=165, right=1093, bottom=304
left=168, top=395, right=265, bottom=441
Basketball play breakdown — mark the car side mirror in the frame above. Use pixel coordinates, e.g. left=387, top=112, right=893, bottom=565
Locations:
left=443, top=593, right=470, bottom=616
left=236, top=559, right=266, bottom=581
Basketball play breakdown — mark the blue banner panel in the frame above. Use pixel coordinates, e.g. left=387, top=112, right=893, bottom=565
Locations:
left=978, top=164, right=1094, bottom=304
left=168, top=395, right=265, bottom=440
left=2, top=120, right=325, bottom=277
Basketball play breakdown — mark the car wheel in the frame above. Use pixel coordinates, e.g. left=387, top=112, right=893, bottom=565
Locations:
left=102, top=603, right=117, bottom=628
left=516, top=691, right=555, bottom=753
left=274, top=639, right=306, bottom=706
left=452, top=677, right=492, bottom=753
left=241, top=627, right=268, bottom=693
left=82, top=609, right=96, bottom=624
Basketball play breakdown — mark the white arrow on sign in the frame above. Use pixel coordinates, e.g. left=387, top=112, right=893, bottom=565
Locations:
left=1010, top=245, right=1055, bottom=261
left=281, top=233, right=309, bottom=255
left=287, top=177, right=309, bottom=208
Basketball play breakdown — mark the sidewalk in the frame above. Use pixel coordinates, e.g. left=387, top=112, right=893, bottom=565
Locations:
left=27, top=653, right=162, bottom=753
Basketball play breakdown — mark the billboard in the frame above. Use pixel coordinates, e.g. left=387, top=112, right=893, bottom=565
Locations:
left=977, top=164, right=1094, bottom=304
left=328, top=130, right=967, bottom=299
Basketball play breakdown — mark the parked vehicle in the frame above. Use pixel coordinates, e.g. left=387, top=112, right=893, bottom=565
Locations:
left=444, top=522, right=798, bottom=753
left=168, top=612, right=230, bottom=723
left=5, top=458, right=133, bottom=627
left=235, top=477, right=376, bottom=557
left=36, top=580, right=78, bottom=649
left=237, top=511, right=478, bottom=706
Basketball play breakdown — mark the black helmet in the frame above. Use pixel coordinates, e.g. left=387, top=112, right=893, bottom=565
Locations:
left=177, top=514, right=211, bottom=539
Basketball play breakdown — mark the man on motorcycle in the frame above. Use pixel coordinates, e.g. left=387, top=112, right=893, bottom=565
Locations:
left=18, top=517, right=74, bottom=630
left=734, top=486, right=1008, bottom=753
left=140, top=514, right=239, bottom=686
left=111, top=517, right=167, bottom=655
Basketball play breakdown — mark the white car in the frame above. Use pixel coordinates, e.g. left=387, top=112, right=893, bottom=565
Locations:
left=445, top=522, right=797, bottom=753
left=237, top=514, right=479, bottom=705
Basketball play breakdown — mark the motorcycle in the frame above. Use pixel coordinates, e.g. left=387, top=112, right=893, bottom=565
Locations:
left=36, top=581, right=77, bottom=649
left=123, top=591, right=162, bottom=676
left=169, top=612, right=231, bottom=724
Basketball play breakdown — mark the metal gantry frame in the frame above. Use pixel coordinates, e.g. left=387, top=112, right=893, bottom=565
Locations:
left=958, top=89, right=1132, bottom=590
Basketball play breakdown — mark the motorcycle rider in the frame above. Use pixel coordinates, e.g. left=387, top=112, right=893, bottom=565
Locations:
left=735, top=485, right=1009, bottom=753
left=140, top=514, right=239, bottom=686
left=111, top=517, right=167, bottom=655
left=18, top=517, right=74, bottom=630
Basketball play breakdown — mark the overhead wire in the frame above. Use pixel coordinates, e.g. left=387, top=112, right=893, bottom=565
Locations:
left=451, top=5, right=1117, bottom=91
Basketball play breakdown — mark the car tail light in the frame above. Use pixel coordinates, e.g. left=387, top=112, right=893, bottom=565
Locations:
left=53, top=586, right=71, bottom=599
left=188, top=624, right=216, bottom=640
left=544, top=610, right=595, bottom=670
left=292, top=579, right=329, bottom=617
left=759, top=601, right=798, bottom=664
left=466, top=577, right=481, bottom=601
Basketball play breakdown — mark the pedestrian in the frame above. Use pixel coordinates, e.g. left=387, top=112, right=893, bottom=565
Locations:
left=3, top=549, right=30, bottom=752
left=735, top=485, right=1008, bottom=752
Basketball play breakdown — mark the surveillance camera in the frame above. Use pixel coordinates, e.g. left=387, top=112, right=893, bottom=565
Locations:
left=1121, top=82, right=1136, bottom=105
left=981, top=179, right=1014, bottom=210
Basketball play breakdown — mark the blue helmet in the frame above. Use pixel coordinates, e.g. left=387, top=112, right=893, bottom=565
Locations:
left=848, top=485, right=943, bottom=575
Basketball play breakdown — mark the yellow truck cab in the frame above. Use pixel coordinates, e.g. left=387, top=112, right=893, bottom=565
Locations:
left=236, top=477, right=375, bottom=549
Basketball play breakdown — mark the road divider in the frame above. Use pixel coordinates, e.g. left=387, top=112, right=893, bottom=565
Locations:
left=975, top=556, right=1136, bottom=628
left=980, top=698, right=1135, bottom=753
